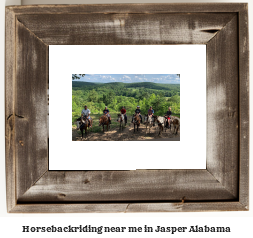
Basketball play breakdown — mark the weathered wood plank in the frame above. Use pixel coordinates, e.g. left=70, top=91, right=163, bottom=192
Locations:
left=5, top=7, right=16, bottom=212
left=16, top=13, right=236, bottom=45
left=206, top=16, right=239, bottom=198
left=7, top=3, right=246, bottom=15
left=10, top=202, right=247, bottom=213
left=126, top=202, right=248, bottom=213
left=238, top=4, right=249, bottom=208
left=18, top=170, right=236, bottom=203
left=15, top=20, right=48, bottom=200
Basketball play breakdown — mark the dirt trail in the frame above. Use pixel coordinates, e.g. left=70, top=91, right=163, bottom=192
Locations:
left=72, top=123, right=180, bottom=141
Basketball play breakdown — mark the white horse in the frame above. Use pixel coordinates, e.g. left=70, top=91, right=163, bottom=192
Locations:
left=144, top=114, right=155, bottom=133
left=117, top=113, right=125, bottom=129
left=76, top=117, right=81, bottom=130
left=154, top=116, right=166, bottom=135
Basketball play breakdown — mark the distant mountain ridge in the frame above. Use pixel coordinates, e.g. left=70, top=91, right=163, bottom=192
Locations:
left=72, top=81, right=180, bottom=91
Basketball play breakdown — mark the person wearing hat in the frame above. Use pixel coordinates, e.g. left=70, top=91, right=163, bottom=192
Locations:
left=81, top=105, right=92, bottom=127
left=103, top=106, right=111, bottom=124
left=148, top=106, right=155, bottom=126
left=120, top=106, right=127, bottom=123
left=132, top=106, right=142, bottom=123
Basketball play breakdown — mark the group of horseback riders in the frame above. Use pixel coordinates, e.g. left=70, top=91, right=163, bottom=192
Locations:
left=79, top=104, right=173, bottom=129
left=80, top=105, right=112, bottom=129
left=131, top=105, right=172, bottom=128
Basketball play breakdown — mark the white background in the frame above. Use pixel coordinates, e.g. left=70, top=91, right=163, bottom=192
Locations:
left=0, top=0, right=252, bottom=237
left=49, top=45, right=206, bottom=170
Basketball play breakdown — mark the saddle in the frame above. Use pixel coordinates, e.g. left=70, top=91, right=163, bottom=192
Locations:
left=81, top=116, right=91, bottom=128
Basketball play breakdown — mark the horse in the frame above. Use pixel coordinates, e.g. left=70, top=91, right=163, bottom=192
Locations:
left=77, top=116, right=92, bottom=139
left=117, top=113, right=126, bottom=130
left=170, top=116, right=180, bottom=135
left=76, top=117, right=81, bottom=130
left=132, top=114, right=140, bottom=132
left=99, top=115, right=110, bottom=132
left=144, top=114, right=155, bottom=133
left=154, top=115, right=165, bottom=135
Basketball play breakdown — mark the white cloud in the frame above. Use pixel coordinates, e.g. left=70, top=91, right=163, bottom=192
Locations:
left=77, top=74, right=180, bottom=84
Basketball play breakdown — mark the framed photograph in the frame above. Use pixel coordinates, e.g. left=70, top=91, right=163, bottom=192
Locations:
left=5, top=3, right=249, bottom=213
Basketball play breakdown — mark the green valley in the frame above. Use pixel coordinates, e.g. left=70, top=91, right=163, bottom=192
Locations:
left=72, top=81, right=180, bottom=125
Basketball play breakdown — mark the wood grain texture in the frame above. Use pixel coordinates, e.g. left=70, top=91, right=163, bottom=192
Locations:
left=7, top=3, right=246, bottom=15
left=15, top=20, right=48, bottom=200
left=238, top=4, right=249, bottom=208
left=5, top=7, right=16, bottom=212
left=16, top=13, right=236, bottom=45
left=206, top=16, right=239, bottom=198
left=10, top=202, right=247, bottom=213
left=126, top=202, right=248, bottom=213
left=18, top=170, right=236, bottom=203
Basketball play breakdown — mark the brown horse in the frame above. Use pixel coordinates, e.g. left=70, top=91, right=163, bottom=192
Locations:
left=170, top=116, right=180, bottom=135
left=99, top=115, right=110, bottom=132
left=78, top=116, right=92, bottom=139
left=132, top=114, right=140, bottom=132
left=117, top=114, right=126, bottom=130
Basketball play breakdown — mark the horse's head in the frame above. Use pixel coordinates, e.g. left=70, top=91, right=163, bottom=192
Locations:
left=99, top=117, right=103, bottom=126
left=147, top=115, right=153, bottom=123
left=76, top=118, right=81, bottom=129
left=99, top=115, right=107, bottom=126
left=118, top=114, right=124, bottom=122
left=134, top=114, right=140, bottom=124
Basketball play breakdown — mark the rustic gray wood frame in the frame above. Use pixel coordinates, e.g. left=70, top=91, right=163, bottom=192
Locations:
left=5, top=3, right=249, bottom=213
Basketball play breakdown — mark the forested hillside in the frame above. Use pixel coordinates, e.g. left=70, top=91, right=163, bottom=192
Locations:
left=72, top=81, right=180, bottom=124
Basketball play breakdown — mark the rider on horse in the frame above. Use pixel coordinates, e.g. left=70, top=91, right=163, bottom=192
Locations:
left=81, top=105, right=92, bottom=127
left=132, top=106, right=142, bottom=123
left=148, top=106, right=155, bottom=126
left=103, top=106, right=111, bottom=124
left=165, top=107, right=172, bottom=128
left=120, top=106, right=127, bottom=123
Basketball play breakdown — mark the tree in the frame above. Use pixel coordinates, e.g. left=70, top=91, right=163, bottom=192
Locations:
left=72, top=74, right=85, bottom=80
left=103, top=91, right=116, bottom=106
left=87, top=89, right=98, bottom=102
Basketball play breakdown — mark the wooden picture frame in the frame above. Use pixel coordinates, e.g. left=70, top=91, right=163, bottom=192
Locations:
left=5, top=3, right=249, bottom=213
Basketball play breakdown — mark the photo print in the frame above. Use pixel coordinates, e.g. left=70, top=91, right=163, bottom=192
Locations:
left=72, top=74, right=180, bottom=141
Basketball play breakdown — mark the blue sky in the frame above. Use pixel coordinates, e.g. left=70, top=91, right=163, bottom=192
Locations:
left=74, top=74, right=180, bottom=84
